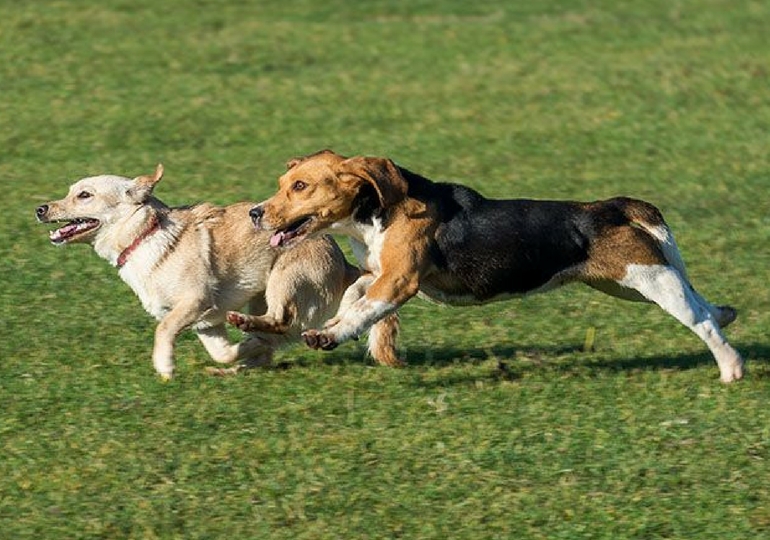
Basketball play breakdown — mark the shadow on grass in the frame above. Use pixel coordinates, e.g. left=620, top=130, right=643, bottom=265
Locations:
left=591, top=342, right=769, bottom=375
left=264, top=341, right=769, bottom=384
left=399, top=341, right=770, bottom=384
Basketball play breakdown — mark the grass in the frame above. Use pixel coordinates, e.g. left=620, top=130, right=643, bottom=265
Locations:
left=2, top=0, right=770, bottom=538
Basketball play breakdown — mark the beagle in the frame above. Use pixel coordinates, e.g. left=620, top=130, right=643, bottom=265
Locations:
left=251, top=150, right=744, bottom=383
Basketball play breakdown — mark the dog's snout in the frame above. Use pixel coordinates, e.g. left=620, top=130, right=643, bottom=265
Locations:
left=249, top=205, right=265, bottom=228
left=35, top=204, right=49, bottom=220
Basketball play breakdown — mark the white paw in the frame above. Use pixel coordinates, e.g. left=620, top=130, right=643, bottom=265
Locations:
left=719, top=353, right=744, bottom=383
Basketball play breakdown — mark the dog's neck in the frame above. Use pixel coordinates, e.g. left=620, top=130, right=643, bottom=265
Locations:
left=90, top=196, right=170, bottom=268
left=331, top=216, right=387, bottom=272
left=115, top=213, right=162, bottom=268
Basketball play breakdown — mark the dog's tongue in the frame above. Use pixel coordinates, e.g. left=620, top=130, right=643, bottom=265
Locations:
left=50, top=222, right=82, bottom=243
left=269, top=232, right=285, bottom=248
left=48, top=219, right=100, bottom=244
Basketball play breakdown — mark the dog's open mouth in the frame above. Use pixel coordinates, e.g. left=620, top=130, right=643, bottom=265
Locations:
left=269, top=216, right=313, bottom=248
left=48, top=218, right=101, bottom=244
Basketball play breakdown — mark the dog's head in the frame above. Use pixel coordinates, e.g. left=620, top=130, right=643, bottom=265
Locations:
left=252, top=150, right=408, bottom=248
left=35, top=164, right=164, bottom=245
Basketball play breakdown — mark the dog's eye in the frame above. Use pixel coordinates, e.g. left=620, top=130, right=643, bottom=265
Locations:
left=77, top=191, right=93, bottom=200
left=292, top=180, right=307, bottom=192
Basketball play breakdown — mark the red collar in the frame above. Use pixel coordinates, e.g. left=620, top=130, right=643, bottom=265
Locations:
left=116, top=215, right=161, bottom=268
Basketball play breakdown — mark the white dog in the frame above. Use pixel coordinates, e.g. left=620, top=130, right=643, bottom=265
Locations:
left=36, top=164, right=400, bottom=379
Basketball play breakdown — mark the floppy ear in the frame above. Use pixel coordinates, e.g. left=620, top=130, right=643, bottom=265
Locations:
left=336, top=156, right=407, bottom=208
left=127, top=163, right=164, bottom=202
left=286, top=149, right=341, bottom=170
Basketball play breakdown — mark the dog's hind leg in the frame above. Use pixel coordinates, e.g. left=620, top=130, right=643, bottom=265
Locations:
left=615, top=264, right=743, bottom=383
left=584, top=220, right=742, bottom=382
left=608, top=199, right=739, bottom=330
left=196, top=323, right=274, bottom=367
left=687, top=289, right=738, bottom=329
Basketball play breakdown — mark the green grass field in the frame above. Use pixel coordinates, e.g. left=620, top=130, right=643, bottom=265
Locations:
left=2, top=0, right=770, bottom=538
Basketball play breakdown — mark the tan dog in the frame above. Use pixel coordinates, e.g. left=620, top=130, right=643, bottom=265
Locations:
left=250, top=150, right=743, bottom=383
left=35, top=164, right=399, bottom=379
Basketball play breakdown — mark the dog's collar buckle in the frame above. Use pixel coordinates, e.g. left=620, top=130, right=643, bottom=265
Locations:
left=116, top=215, right=161, bottom=268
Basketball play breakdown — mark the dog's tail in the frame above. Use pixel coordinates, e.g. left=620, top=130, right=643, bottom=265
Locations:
left=611, top=197, right=689, bottom=280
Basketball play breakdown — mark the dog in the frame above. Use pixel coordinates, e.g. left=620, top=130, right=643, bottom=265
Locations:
left=249, top=149, right=744, bottom=383
left=35, top=164, right=400, bottom=379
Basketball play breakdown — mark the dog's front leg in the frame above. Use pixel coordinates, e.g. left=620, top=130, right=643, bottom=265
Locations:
left=319, top=272, right=376, bottom=331
left=152, top=300, right=204, bottom=379
left=225, top=311, right=292, bottom=334
left=304, top=273, right=418, bottom=351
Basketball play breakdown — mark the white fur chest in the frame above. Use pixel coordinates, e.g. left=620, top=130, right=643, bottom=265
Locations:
left=117, top=230, right=179, bottom=319
left=333, top=217, right=386, bottom=273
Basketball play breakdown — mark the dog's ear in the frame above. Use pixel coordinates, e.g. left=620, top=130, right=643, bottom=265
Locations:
left=336, top=156, right=407, bottom=208
left=127, top=164, right=164, bottom=202
left=286, top=149, right=339, bottom=170
left=285, top=156, right=304, bottom=170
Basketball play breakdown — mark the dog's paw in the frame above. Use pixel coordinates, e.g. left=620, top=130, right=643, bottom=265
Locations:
left=226, top=311, right=253, bottom=332
left=718, top=350, right=744, bottom=384
left=303, top=329, right=339, bottom=351
left=320, top=318, right=359, bottom=341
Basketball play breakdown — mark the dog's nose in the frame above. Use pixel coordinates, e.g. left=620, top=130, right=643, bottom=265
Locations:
left=35, top=204, right=49, bottom=220
left=249, top=205, right=264, bottom=228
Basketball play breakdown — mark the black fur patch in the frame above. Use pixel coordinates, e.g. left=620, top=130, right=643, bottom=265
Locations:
left=396, top=168, right=599, bottom=301
left=352, top=183, right=385, bottom=225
